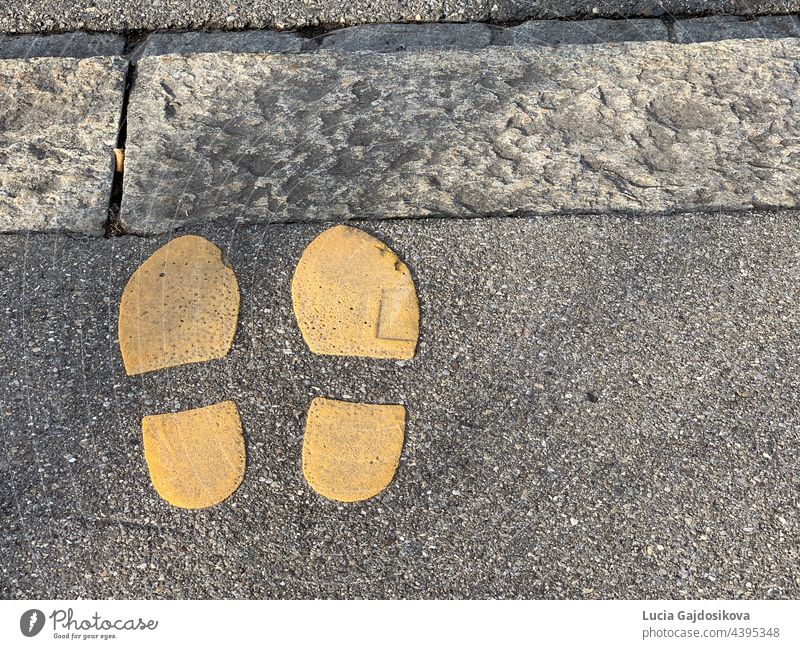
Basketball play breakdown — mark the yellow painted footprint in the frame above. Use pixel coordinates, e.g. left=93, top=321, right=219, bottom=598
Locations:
left=119, top=235, right=244, bottom=510
left=292, top=225, right=419, bottom=503
left=119, top=226, right=419, bottom=508
left=291, top=225, right=419, bottom=360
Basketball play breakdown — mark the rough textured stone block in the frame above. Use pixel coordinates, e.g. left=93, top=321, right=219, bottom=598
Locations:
left=493, top=18, right=668, bottom=46
left=122, top=39, right=800, bottom=234
left=675, top=15, right=800, bottom=43
left=0, top=32, right=125, bottom=58
left=315, top=23, right=494, bottom=51
left=0, top=56, right=127, bottom=234
left=139, top=30, right=305, bottom=57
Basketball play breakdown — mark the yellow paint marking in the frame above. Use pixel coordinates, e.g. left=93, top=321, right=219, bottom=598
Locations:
left=142, top=401, right=245, bottom=509
left=291, top=225, right=419, bottom=359
left=302, top=397, right=405, bottom=503
left=118, top=235, right=239, bottom=375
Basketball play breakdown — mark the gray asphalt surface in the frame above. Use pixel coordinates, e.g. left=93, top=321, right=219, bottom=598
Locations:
left=2, top=213, right=799, bottom=599
left=1, top=1, right=800, bottom=33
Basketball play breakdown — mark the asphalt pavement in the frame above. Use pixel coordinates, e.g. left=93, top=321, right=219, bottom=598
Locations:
left=2, top=0, right=800, bottom=33
left=2, top=213, right=798, bottom=598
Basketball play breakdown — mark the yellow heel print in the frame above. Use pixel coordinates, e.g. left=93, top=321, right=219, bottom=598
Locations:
left=142, top=401, right=245, bottom=510
left=292, top=225, right=419, bottom=503
left=302, top=398, right=406, bottom=503
left=119, top=235, right=244, bottom=509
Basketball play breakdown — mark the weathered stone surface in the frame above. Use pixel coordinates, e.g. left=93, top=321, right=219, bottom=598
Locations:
left=0, top=56, right=127, bottom=234
left=315, top=23, right=494, bottom=51
left=122, top=39, right=800, bottom=233
left=138, top=30, right=305, bottom=58
left=135, top=19, right=674, bottom=59
left=675, top=15, right=800, bottom=43
left=0, top=32, right=125, bottom=58
left=493, top=17, right=668, bottom=45
left=137, top=19, right=666, bottom=58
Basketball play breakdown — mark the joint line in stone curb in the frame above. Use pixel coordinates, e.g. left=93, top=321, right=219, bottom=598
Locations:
left=105, top=60, right=135, bottom=238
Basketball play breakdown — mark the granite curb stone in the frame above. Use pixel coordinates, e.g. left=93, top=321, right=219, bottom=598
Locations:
left=0, top=55, right=128, bottom=234
left=122, top=39, right=800, bottom=234
left=674, top=14, right=800, bottom=42
left=0, top=32, right=125, bottom=59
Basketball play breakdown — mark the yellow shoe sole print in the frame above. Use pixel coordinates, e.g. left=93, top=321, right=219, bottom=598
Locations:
left=119, top=234, right=244, bottom=510
left=301, top=398, right=406, bottom=503
left=292, top=225, right=419, bottom=503
left=291, top=224, right=419, bottom=359
left=142, top=401, right=245, bottom=509
left=119, top=225, right=418, bottom=508
left=119, top=234, right=239, bottom=375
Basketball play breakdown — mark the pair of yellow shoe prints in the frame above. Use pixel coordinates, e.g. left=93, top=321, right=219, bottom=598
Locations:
left=118, top=225, right=419, bottom=509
